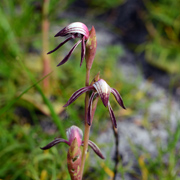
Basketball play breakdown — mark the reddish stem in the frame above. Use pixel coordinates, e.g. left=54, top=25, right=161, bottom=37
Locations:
left=80, top=68, right=91, bottom=179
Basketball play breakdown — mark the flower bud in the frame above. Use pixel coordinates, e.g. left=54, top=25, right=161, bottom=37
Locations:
left=90, top=71, right=100, bottom=86
left=85, top=26, right=97, bottom=70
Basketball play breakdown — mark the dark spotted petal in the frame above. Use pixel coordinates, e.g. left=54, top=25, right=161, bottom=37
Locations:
left=47, top=36, right=73, bottom=54
left=57, top=39, right=82, bottom=66
left=41, top=138, right=70, bottom=150
left=80, top=36, right=86, bottom=67
left=87, top=92, right=96, bottom=125
left=108, top=102, right=117, bottom=128
left=111, top=88, right=126, bottom=109
left=63, top=86, right=94, bottom=107
left=82, top=140, right=105, bottom=159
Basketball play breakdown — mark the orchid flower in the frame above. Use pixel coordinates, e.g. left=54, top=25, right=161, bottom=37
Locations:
left=64, top=79, right=126, bottom=128
left=41, top=125, right=104, bottom=159
left=47, top=22, right=89, bottom=67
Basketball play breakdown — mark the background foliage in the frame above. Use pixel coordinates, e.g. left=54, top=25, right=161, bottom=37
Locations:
left=0, top=0, right=180, bottom=179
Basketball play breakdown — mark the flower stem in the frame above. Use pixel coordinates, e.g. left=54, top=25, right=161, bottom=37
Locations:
left=80, top=68, right=91, bottom=179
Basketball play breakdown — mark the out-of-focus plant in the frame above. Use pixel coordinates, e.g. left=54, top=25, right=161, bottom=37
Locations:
left=130, top=120, right=180, bottom=179
left=140, top=0, right=180, bottom=73
left=85, top=0, right=125, bottom=14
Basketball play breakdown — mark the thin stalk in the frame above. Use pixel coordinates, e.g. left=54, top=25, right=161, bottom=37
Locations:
left=80, top=68, right=91, bottom=179
left=85, top=68, right=90, bottom=87
left=42, top=0, right=51, bottom=93
left=113, top=126, right=120, bottom=180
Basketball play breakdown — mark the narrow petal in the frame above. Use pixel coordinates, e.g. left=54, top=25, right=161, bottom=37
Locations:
left=63, top=86, right=94, bottom=107
left=57, top=39, right=82, bottom=66
left=55, top=22, right=89, bottom=39
left=40, top=138, right=70, bottom=150
left=93, top=79, right=111, bottom=107
left=111, top=88, right=126, bottom=109
left=108, top=102, right=117, bottom=128
left=47, top=36, right=73, bottom=54
left=80, top=36, right=86, bottom=67
left=82, top=140, right=105, bottom=159
left=87, top=92, right=96, bottom=125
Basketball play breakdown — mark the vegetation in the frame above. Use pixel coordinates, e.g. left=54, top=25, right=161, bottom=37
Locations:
left=140, top=0, right=180, bottom=74
left=0, top=0, right=180, bottom=179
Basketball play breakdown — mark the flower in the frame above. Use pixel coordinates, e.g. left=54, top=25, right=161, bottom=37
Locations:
left=64, top=79, right=126, bottom=128
left=47, top=22, right=89, bottom=67
left=41, top=125, right=104, bottom=159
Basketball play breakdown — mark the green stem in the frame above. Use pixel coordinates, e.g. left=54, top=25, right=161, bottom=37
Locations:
left=80, top=68, right=91, bottom=179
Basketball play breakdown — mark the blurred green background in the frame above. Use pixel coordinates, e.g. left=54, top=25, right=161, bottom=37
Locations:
left=0, top=0, right=180, bottom=179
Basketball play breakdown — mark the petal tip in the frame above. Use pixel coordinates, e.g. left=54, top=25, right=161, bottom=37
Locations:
left=54, top=30, right=64, bottom=37
left=47, top=50, right=53, bottom=54
left=57, top=63, right=62, bottom=67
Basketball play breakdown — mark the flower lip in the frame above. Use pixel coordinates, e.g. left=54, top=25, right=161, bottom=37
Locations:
left=55, top=22, right=89, bottom=40
left=93, top=79, right=111, bottom=107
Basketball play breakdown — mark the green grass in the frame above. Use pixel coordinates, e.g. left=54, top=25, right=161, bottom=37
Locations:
left=138, top=0, right=180, bottom=74
left=129, top=121, right=180, bottom=180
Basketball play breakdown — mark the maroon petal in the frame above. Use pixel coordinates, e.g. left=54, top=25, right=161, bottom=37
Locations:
left=64, top=86, right=94, bottom=107
left=108, top=102, right=117, bottom=128
left=40, top=138, right=70, bottom=150
left=87, top=92, right=96, bottom=125
left=80, top=36, right=86, bottom=67
left=47, top=36, right=73, bottom=54
left=111, top=88, right=126, bottom=109
left=57, top=39, right=82, bottom=66
left=82, top=140, right=105, bottom=159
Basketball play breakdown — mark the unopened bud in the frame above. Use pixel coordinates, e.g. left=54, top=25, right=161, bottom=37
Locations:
left=90, top=71, right=100, bottom=86
left=85, top=26, right=97, bottom=70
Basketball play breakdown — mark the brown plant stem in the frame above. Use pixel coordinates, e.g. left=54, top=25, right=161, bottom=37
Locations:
left=80, top=68, right=91, bottom=179
left=42, top=0, right=51, bottom=93
left=113, top=126, right=120, bottom=180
